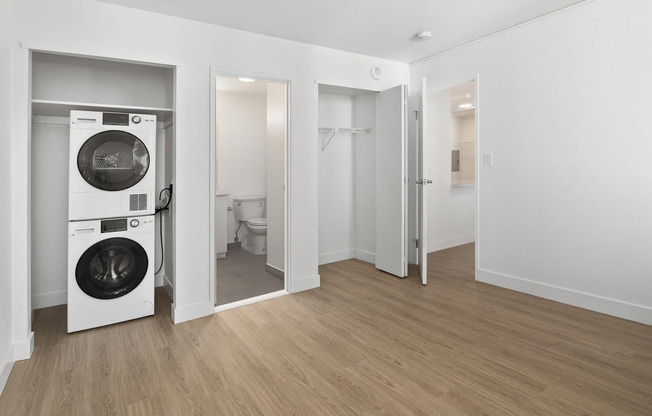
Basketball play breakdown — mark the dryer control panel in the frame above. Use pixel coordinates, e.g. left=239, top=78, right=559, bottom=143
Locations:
left=101, top=218, right=127, bottom=233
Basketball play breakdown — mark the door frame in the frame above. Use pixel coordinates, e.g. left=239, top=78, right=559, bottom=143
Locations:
left=208, top=70, right=292, bottom=310
left=424, top=74, right=480, bottom=280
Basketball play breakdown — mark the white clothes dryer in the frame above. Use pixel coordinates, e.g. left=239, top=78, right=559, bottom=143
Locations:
left=67, top=215, right=155, bottom=333
left=69, top=110, right=156, bottom=221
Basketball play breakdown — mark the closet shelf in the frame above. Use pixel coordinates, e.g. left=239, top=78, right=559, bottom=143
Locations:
left=318, top=127, right=371, bottom=151
left=31, top=99, right=174, bottom=119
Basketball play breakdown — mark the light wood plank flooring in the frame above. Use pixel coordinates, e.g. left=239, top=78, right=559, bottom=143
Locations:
left=1, top=244, right=651, bottom=415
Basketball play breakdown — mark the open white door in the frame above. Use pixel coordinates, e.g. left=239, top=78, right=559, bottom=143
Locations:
left=375, top=85, right=407, bottom=277
left=417, top=78, right=430, bottom=285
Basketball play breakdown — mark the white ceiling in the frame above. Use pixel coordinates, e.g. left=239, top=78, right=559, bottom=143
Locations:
left=99, top=0, right=588, bottom=63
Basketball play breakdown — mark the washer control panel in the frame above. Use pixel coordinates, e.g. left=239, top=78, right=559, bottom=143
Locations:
left=101, top=218, right=127, bottom=233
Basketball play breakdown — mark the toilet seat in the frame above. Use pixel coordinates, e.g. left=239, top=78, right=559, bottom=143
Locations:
left=247, top=217, right=267, bottom=227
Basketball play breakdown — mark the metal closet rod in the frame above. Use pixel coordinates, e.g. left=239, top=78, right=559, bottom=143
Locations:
left=319, top=127, right=371, bottom=151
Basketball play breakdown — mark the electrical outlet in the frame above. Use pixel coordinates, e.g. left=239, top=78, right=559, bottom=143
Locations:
left=483, top=152, right=494, bottom=166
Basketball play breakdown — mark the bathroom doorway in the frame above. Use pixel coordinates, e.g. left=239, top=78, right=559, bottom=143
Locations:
left=210, top=74, right=288, bottom=309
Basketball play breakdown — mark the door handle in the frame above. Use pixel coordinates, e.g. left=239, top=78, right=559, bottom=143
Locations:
left=416, top=179, right=432, bottom=185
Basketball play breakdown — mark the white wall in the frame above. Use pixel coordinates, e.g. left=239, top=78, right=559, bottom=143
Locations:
left=266, top=83, right=286, bottom=272
left=10, top=0, right=409, bottom=345
left=0, top=0, right=16, bottom=397
left=427, top=89, right=475, bottom=252
left=216, top=91, right=268, bottom=244
left=411, top=0, right=652, bottom=325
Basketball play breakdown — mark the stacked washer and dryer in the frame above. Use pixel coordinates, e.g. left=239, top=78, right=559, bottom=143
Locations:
left=67, top=110, right=157, bottom=333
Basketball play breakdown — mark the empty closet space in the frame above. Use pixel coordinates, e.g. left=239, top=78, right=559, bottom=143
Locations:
left=318, top=84, right=376, bottom=265
left=30, top=51, right=175, bottom=310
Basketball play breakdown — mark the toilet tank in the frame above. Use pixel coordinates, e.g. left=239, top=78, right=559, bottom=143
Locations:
left=233, top=195, right=266, bottom=221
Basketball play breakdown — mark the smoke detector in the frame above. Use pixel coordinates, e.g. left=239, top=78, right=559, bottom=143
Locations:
left=416, top=31, right=432, bottom=41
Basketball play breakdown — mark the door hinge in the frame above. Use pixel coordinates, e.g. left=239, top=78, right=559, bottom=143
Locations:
left=414, top=110, right=419, bottom=120
left=415, top=239, right=419, bottom=248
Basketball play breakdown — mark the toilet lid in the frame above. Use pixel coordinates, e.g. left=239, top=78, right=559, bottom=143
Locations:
left=248, top=217, right=267, bottom=226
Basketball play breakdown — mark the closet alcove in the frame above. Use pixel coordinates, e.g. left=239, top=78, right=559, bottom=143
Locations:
left=29, top=51, right=176, bottom=312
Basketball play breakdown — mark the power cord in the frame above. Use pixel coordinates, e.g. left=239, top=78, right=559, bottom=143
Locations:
left=155, top=184, right=173, bottom=275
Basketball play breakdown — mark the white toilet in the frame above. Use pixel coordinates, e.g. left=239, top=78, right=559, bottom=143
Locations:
left=233, top=195, right=267, bottom=255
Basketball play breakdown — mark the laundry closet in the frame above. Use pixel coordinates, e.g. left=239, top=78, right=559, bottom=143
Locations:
left=29, top=51, right=175, bottom=312
left=318, top=83, right=407, bottom=276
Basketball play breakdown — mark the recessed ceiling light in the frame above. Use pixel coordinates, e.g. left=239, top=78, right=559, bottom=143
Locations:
left=416, top=31, right=432, bottom=41
left=238, top=77, right=255, bottom=82
left=459, top=103, right=473, bottom=109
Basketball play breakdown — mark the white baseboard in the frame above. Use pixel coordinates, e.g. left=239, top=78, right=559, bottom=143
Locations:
left=156, top=273, right=174, bottom=299
left=33, top=274, right=171, bottom=310
left=13, top=332, right=35, bottom=361
left=171, top=300, right=214, bottom=324
left=0, top=346, right=14, bottom=398
left=1, top=332, right=35, bottom=397
left=292, top=274, right=320, bottom=293
left=32, top=290, right=67, bottom=309
left=428, top=234, right=475, bottom=253
left=354, top=249, right=375, bottom=264
left=319, top=249, right=354, bottom=265
left=265, top=263, right=285, bottom=279
left=478, top=269, right=652, bottom=326
left=215, top=290, right=288, bottom=313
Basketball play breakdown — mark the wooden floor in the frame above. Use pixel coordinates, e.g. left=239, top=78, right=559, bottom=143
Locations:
left=2, top=243, right=652, bottom=415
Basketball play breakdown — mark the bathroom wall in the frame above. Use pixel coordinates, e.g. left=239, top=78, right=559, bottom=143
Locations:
left=215, top=90, right=268, bottom=244
left=427, top=89, right=475, bottom=252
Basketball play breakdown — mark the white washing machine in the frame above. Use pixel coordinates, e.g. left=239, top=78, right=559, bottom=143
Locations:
left=69, top=110, right=156, bottom=221
left=67, top=215, right=155, bottom=333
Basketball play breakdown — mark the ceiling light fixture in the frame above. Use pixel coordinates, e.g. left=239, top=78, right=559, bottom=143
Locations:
left=238, top=77, right=255, bottom=82
left=459, top=103, right=473, bottom=109
left=416, top=31, right=432, bottom=41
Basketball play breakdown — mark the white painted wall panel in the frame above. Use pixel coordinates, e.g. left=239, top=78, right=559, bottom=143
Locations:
left=1, top=0, right=16, bottom=395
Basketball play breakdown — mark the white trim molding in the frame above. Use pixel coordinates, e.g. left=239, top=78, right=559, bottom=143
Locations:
left=319, top=250, right=354, bottom=265
left=478, top=269, right=652, bottom=326
left=171, top=301, right=215, bottom=324
left=291, top=274, right=320, bottom=293
left=428, top=234, right=475, bottom=253
left=32, top=290, right=67, bottom=309
left=0, top=347, right=15, bottom=397
left=354, top=249, right=375, bottom=264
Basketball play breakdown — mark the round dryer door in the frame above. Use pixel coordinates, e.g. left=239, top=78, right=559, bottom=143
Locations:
left=77, top=130, right=150, bottom=191
left=75, top=237, right=149, bottom=299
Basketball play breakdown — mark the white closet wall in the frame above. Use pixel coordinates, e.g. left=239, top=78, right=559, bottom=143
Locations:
left=318, top=87, right=377, bottom=265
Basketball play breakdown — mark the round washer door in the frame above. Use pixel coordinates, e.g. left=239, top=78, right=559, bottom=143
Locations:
left=77, top=130, right=150, bottom=191
left=76, top=237, right=149, bottom=299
